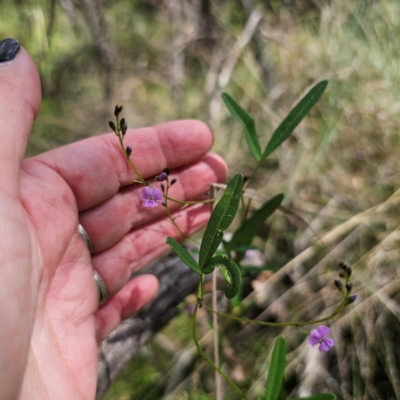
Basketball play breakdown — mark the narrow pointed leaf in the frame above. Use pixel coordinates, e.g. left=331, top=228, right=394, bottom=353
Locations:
left=166, top=237, right=201, bottom=275
left=224, top=193, right=284, bottom=254
left=199, top=173, right=243, bottom=269
left=293, top=395, right=336, bottom=400
left=263, top=80, right=328, bottom=158
left=222, top=93, right=262, bottom=161
left=265, top=336, right=286, bottom=400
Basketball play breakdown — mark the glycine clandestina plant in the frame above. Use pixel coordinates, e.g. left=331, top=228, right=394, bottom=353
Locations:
left=110, top=80, right=358, bottom=400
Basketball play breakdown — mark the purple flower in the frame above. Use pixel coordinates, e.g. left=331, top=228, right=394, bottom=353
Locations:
left=141, top=186, right=163, bottom=208
left=309, top=325, right=335, bottom=352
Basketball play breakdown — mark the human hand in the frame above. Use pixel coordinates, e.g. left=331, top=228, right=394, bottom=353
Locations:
left=0, top=39, right=227, bottom=400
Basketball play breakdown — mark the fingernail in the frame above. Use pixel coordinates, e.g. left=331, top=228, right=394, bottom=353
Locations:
left=0, top=38, right=20, bottom=63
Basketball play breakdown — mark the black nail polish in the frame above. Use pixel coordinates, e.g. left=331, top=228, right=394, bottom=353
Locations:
left=0, top=38, right=20, bottom=63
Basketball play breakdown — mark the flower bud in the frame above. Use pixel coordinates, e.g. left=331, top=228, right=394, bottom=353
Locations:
left=334, top=278, right=343, bottom=291
left=120, top=118, right=128, bottom=135
left=161, top=183, right=165, bottom=192
left=126, top=145, right=132, bottom=157
left=170, top=179, right=177, bottom=186
left=108, top=121, right=116, bottom=132
left=114, top=105, right=123, bottom=117
left=163, top=167, right=170, bottom=175
left=346, top=294, right=358, bottom=305
left=158, top=172, right=167, bottom=182
left=345, top=282, right=353, bottom=292
left=338, top=261, right=346, bottom=270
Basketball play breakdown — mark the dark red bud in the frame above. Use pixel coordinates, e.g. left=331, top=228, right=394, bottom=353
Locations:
left=126, top=145, right=132, bottom=156
left=170, top=179, right=177, bottom=186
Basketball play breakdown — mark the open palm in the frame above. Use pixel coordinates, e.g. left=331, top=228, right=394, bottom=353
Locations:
left=0, top=46, right=227, bottom=400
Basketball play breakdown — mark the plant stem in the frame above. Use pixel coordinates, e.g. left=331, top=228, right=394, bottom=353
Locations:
left=203, top=295, right=350, bottom=328
left=163, top=195, right=215, bottom=205
left=116, top=133, right=147, bottom=185
left=192, top=278, right=248, bottom=400
left=212, top=269, right=222, bottom=400
left=243, top=160, right=262, bottom=191
left=164, top=182, right=199, bottom=244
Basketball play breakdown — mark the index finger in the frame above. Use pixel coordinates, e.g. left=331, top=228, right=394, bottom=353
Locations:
left=26, top=120, right=215, bottom=210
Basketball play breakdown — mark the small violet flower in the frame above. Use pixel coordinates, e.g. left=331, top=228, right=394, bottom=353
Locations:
left=309, top=325, right=335, bottom=352
left=141, top=186, right=163, bottom=208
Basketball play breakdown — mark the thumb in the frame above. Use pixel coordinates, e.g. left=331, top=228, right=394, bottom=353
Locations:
left=0, top=38, right=41, bottom=194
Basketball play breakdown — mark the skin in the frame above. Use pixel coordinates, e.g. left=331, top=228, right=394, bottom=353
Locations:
left=0, top=47, right=227, bottom=399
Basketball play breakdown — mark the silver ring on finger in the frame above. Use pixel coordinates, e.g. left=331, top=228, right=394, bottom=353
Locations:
left=93, top=270, right=109, bottom=305
left=78, top=223, right=108, bottom=305
left=78, top=223, right=93, bottom=253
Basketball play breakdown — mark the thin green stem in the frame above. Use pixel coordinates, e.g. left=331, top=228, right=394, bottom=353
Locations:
left=192, top=278, right=249, bottom=400
left=163, top=185, right=200, bottom=245
left=239, top=194, right=246, bottom=222
left=163, top=195, right=215, bottom=205
left=116, top=133, right=147, bottom=185
left=243, top=160, right=262, bottom=191
left=242, top=197, right=252, bottom=224
left=203, top=295, right=350, bottom=328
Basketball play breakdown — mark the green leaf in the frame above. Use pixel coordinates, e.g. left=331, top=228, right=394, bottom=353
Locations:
left=199, top=173, right=243, bottom=269
left=265, top=336, right=286, bottom=400
left=202, top=255, right=241, bottom=299
left=293, top=395, right=336, bottom=400
left=222, top=93, right=262, bottom=161
left=263, top=80, right=328, bottom=159
left=224, top=193, right=284, bottom=255
left=166, top=237, right=201, bottom=275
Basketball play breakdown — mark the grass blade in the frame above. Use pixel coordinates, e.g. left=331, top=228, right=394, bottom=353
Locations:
left=224, top=193, right=284, bottom=255
left=265, top=336, right=286, bottom=400
left=263, top=80, right=328, bottom=159
left=222, top=93, right=262, bottom=161
left=166, top=237, right=201, bottom=275
left=199, top=173, right=243, bottom=269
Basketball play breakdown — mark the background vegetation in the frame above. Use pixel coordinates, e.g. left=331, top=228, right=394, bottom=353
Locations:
left=3, top=0, right=400, bottom=398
